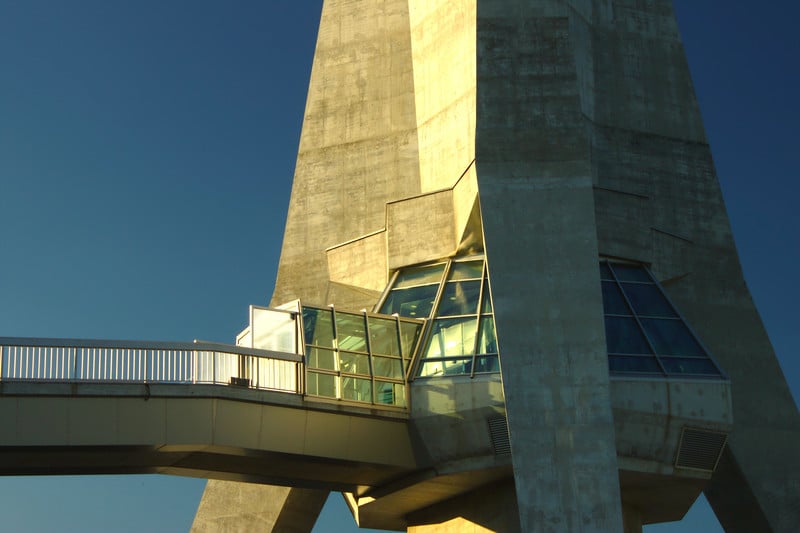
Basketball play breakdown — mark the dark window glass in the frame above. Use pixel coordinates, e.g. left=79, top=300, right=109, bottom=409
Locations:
left=610, top=264, right=652, bottom=282
left=604, top=317, right=653, bottom=355
left=621, top=283, right=677, bottom=317
left=449, top=260, right=483, bottom=281
left=368, top=316, right=401, bottom=356
left=661, top=357, right=721, bottom=376
left=302, top=307, right=334, bottom=347
left=640, top=319, right=705, bottom=356
left=380, top=284, right=439, bottom=317
left=477, top=315, right=498, bottom=354
left=399, top=321, right=422, bottom=358
left=602, top=281, right=630, bottom=315
left=599, top=262, right=614, bottom=280
left=375, top=381, right=405, bottom=406
left=335, top=312, right=367, bottom=352
left=475, top=355, right=500, bottom=373
left=481, top=278, right=494, bottom=314
left=437, top=280, right=481, bottom=316
left=609, top=355, right=662, bottom=374
left=394, top=263, right=446, bottom=288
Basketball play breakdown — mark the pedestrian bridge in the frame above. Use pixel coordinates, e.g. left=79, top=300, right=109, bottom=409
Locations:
left=0, top=303, right=425, bottom=492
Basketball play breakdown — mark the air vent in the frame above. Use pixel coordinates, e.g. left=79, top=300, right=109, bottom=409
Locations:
left=675, top=427, right=728, bottom=472
left=487, top=415, right=511, bottom=456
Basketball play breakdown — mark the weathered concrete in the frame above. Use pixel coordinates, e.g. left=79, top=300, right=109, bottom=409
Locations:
left=194, top=0, right=799, bottom=531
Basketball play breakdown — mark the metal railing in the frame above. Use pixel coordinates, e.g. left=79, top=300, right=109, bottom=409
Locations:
left=0, top=337, right=302, bottom=394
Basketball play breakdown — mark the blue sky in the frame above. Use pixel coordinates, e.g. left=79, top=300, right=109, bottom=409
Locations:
left=0, top=1, right=797, bottom=531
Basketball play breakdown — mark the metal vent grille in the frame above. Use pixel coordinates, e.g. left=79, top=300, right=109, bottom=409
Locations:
left=488, top=415, right=511, bottom=456
left=675, top=427, right=728, bottom=472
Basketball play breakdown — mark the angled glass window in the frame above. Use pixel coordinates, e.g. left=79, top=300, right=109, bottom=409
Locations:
left=300, top=305, right=423, bottom=407
left=601, top=262, right=724, bottom=379
left=376, top=257, right=499, bottom=379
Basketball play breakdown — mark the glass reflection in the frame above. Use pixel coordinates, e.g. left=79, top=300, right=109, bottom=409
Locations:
left=437, top=280, right=481, bottom=316
left=425, top=317, right=478, bottom=357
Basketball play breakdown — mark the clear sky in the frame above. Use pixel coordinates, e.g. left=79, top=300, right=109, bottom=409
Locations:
left=0, top=1, right=797, bottom=532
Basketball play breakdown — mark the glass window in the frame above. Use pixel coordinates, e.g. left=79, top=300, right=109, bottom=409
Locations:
left=368, top=316, right=401, bottom=356
left=425, top=317, right=478, bottom=358
left=437, top=280, right=481, bottom=316
left=380, top=284, right=439, bottom=317
left=399, top=321, right=422, bottom=358
left=604, top=317, right=653, bottom=355
left=449, top=260, right=483, bottom=280
left=480, top=278, right=493, bottom=314
left=601, top=281, right=630, bottom=316
left=373, top=356, right=404, bottom=379
left=307, top=372, right=337, bottom=398
left=610, top=264, right=652, bottom=282
left=341, top=376, right=371, bottom=402
left=620, top=283, right=677, bottom=317
left=307, top=347, right=337, bottom=371
left=474, top=354, right=499, bottom=373
left=419, top=358, right=473, bottom=377
left=601, top=261, right=724, bottom=378
left=339, top=351, right=370, bottom=376
left=335, top=312, right=367, bottom=352
left=375, top=381, right=405, bottom=406
left=477, top=316, right=498, bottom=355
left=302, top=307, right=334, bottom=348
left=394, top=263, right=446, bottom=288
left=640, top=319, right=705, bottom=356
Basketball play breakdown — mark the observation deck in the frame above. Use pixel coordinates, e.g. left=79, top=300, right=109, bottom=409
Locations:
left=0, top=303, right=424, bottom=491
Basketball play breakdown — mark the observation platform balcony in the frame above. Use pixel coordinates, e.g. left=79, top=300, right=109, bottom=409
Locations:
left=0, top=303, right=425, bottom=490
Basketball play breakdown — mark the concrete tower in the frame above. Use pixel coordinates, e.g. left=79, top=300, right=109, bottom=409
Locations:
left=193, top=1, right=800, bottom=531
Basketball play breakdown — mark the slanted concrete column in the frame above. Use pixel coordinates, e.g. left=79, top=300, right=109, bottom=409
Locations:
left=191, top=481, right=328, bottom=533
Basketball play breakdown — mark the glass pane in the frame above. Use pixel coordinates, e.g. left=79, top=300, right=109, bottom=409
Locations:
left=393, top=263, right=446, bottom=288
left=341, top=376, right=371, bottom=402
left=610, top=264, right=652, bottom=282
left=368, top=316, right=401, bottom=355
left=621, top=283, right=677, bottom=317
left=599, top=262, right=614, bottom=280
left=640, top=319, right=705, bottom=356
left=373, top=356, right=404, bottom=379
left=661, top=357, right=721, bottom=376
left=306, top=347, right=337, bottom=371
left=339, top=351, right=370, bottom=375
left=302, top=307, right=334, bottom=347
left=448, top=260, right=484, bottom=280
left=399, top=321, right=422, bottom=358
left=609, top=355, right=662, bottom=374
left=252, top=308, right=297, bottom=353
left=481, top=278, right=494, bottom=314
left=437, top=280, right=481, bottom=316
left=474, top=355, right=500, bottom=373
left=380, top=284, right=439, bottom=318
left=425, top=317, right=478, bottom=357
left=477, top=315, right=498, bottom=354
left=602, top=281, right=630, bottom=315
left=418, top=358, right=472, bottom=377
left=335, top=312, right=367, bottom=352
left=375, top=381, right=405, bottom=407
left=604, top=317, right=652, bottom=354
left=306, top=371, right=337, bottom=398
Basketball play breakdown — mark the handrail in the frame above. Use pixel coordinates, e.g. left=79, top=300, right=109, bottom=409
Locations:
left=0, top=337, right=301, bottom=394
